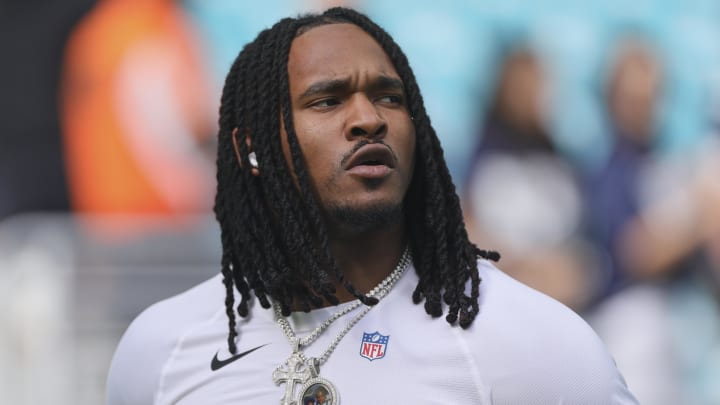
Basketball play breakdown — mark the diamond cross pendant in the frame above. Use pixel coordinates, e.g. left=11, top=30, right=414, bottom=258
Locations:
left=272, top=352, right=316, bottom=405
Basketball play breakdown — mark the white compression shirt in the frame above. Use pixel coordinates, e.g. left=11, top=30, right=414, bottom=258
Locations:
left=107, top=260, right=638, bottom=404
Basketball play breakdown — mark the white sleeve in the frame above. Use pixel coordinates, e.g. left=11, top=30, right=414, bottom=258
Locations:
left=106, top=303, right=176, bottom=405
left=475, top=261, right=639, bottom=404
left=486, top=318, right=638, bottom=404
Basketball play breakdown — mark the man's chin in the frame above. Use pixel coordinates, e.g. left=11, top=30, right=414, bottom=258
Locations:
left=325, top=202, right=403, bottom=234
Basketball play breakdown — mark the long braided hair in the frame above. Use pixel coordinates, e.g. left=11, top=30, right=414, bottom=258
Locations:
left=214, top=7, right=499, bottom=354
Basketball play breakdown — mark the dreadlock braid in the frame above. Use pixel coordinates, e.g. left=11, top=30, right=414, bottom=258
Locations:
left=214, top=7, right=499, bottom=353
left=321, top=7, right=500, bottom=323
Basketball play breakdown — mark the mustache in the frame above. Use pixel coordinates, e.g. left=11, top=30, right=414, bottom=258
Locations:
left=339, top=140, right=398, bottom=168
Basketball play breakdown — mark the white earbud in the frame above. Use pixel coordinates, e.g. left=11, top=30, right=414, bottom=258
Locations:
left=248, top=152, right=258, bottom=169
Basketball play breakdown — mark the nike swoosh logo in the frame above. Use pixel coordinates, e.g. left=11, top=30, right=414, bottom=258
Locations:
left=210, top=344, right=268, bottom=371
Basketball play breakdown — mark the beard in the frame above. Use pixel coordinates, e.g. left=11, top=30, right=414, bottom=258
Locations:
left=324, top=200, right=404, bottom=234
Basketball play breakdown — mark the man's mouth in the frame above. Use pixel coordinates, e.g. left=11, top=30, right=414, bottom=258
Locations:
left=344, top=143, right=396, bottom=170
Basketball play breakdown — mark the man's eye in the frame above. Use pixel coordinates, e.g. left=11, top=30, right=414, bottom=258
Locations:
left=376, top=95, right=403, bottom=104
left=312, top=98, right=340, bottom=108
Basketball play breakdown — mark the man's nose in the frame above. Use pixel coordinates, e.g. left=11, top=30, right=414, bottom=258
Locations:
left=346, top=94, right=387, bottom=141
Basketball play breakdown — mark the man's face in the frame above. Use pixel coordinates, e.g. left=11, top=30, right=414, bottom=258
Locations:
left=284, top=23, right=416, bottom=232
left=315, top=391, right=326, bottom=403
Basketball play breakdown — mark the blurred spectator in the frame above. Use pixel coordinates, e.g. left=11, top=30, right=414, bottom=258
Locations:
left=462, top=47, right=598, bottom=311
left=583, top=39, right=665, bottom=299
left=585, top=38, right=720, bottom=404
left=60, top=0, right=217, bottom=226
left=608, top=117, right=720, bottom=405
left=582, top=40, right=678, bottom=405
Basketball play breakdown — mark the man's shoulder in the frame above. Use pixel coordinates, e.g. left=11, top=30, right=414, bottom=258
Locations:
left=119, top=274, right=225, bottom=346
left=140, top=274, right=225, bottom=324
left=106, top=274, right=225, bottom=405
left=470, top=260, right=637, bottom=403
left=474, top=259, right=605, bottom=348
left=475, top=259, right=588, bottom=327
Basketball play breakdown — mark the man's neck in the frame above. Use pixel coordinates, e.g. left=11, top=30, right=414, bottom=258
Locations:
left=327, top=222, right=406, bottom=303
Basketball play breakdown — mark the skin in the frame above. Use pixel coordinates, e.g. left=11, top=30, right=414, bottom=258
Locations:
left=284, top=23, right=416, bottom=301
left=608, top=44, right=661, bottom=145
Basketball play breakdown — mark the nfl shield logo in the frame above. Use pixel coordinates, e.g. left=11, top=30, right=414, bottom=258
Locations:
left=360, top=331, right=389, bottom=361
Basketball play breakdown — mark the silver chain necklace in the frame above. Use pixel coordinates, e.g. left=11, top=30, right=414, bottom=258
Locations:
left=272, top=248, right=411, bottom=405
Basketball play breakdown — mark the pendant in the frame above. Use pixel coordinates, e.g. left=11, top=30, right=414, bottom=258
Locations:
left=273, top=354, right=339, bottom=405
left=297, top=376, right=338, bottom=405
left=273, top=352, right=314, bottom=405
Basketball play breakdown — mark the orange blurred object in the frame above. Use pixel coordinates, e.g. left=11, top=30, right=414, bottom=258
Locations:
left=61, top=0, right=215, bottom=217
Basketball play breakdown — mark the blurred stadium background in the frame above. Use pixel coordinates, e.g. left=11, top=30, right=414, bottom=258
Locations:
left=2, top=0, right=720, bottom=403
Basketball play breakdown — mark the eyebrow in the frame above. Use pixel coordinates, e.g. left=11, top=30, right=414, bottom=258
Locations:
left=370, top=75, right=405, bottom=93
left=299, top=79, right=350, bottom=100
left=298, top=75, right=405, bottom=100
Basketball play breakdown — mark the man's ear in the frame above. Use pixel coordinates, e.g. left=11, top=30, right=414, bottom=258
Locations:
left=232, top=127, right=260, bottom=176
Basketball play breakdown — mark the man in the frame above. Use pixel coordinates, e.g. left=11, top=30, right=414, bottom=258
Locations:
left=309, top=386, right=329, bottom=405
left=315, top=389, right=327, bottom=404
left=107, top=7, right=637, bottom=404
